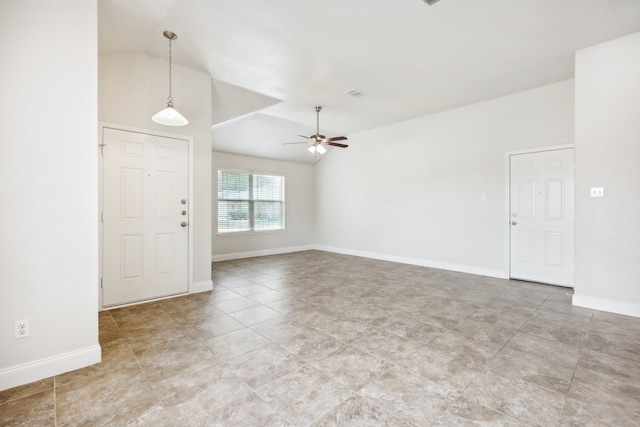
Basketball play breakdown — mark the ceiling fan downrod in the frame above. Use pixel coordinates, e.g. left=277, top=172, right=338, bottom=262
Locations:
left=315, top=106, right=323, bottom=140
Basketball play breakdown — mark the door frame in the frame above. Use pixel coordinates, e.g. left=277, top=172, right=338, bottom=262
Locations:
left=503, top=144, right=575, bottom=282
left=98, top=122, right=194, bottom=310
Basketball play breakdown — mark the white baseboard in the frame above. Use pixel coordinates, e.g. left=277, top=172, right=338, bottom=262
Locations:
left=0, top=344, right=101, bottom=392
left=191, top=279, right=213, bottom=294
left=314, top=245, right=508, bottom=279
left=573, top=294, right=640, bottom=318
left=211, top=245, right=314, bottom=262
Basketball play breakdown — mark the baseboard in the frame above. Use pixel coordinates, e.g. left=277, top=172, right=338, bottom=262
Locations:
left=0, top=344, right=102, bottom=392
left=211, top=245, right=315, bottom=262
left=572, top=294, right=640, bottom=318
left=314, top=245, right=508, bottom=279
left=190, top=279, right=213, bottom=294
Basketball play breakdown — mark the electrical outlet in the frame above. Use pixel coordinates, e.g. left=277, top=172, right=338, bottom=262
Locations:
left=15, top=319, right=30, bottom=339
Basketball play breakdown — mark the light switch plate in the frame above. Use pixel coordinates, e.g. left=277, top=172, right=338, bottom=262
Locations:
left=590, top=187, right=604, bottom=197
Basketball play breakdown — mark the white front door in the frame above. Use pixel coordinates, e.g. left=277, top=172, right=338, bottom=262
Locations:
left=509, top=148, right=574, bottom=287
left=102, top=128, right=189, bottom=307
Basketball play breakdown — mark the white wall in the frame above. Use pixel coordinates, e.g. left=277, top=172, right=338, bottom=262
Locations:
left=0, top=1, right=101, bottom=390
left=315, top=80, right=575, bottom=277
left=212, top=152, right=315, bottom=260
left=99, top=53, right=213, bottom=293
left=573, top=32, right=640, bottom=317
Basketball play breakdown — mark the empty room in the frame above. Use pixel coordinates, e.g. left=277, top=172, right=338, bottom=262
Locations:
left=1, top=0, right=639, bottom=426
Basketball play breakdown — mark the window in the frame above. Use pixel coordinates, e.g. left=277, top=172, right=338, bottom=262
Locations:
left=217, top=169, right=285, bottom=234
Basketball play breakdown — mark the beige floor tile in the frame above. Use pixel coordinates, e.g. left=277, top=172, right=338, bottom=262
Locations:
left=152, top=364, right=252, bottom=425
left=213, top=295, right=261, bottom=313
left=182, top=315, right=246, bottom=340
left=0, top=378, right=53, bottom=405
left=56, top=340, right=139, bottom=386
left=518, top=309, right=591, bottom=347
left=359, top=366, right=459, bottom=426
left=225, top=343, right=305, bottom=389
left=399, top=330, right=501, bottom=392
left=560, top=397, right=640, bottom=427
left=308, top=343, right=394, bottom=390
left=206, top=392, right=290, bottom=426
left=583, top=328, right=640, bottom=362
left=56, top=367, right=158, bottom=426
left=432, top=396, right=526, bottom=426
left=229, top=284, right=273, bottom=296
left=4, top=251, right=640, bottom=427
left=228, top=305, right=283, bottom=326
left=312, top=394, right=410, bottom=426
left=256, top=365, right=353, bottom=426
left=248, top=289, right=289, bottom=304
left=204, top=327, right=271, bottom=362
left=462, top=370, right=565, bottom=426
left=352, top=328, right=425, bottom=363
left=0, top=389, right=55, bottom=426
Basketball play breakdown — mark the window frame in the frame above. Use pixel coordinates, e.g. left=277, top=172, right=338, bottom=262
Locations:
left=217, top=168, right=285, bottom=236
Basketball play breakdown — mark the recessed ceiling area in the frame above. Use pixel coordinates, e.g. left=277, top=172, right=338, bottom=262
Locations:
left=99, top=0, right=640, bottom=165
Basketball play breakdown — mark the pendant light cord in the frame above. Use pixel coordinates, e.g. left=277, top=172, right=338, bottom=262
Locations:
left=167, top=36, right=173, bottom=106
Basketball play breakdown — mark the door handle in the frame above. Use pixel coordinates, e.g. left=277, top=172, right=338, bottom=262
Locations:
left=181, top=222, right=188, bottom=227
left=511, top=221, right=517, bottom=226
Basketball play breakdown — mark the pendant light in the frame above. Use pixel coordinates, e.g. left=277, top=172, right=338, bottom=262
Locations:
left=152, top=31, right=189, bottom=126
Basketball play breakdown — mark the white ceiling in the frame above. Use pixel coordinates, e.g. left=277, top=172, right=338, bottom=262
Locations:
left=99, top=0, right=640, bottom=165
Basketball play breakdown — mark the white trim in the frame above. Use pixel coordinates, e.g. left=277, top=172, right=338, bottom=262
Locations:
left=191, top=280, right=214, bottom=294
left=98, top=122, right=194, bottom=310
left=504, top=143, right=576, bottom=157
left=211, top=245, right=314, bottom=262
left=315, top=245, right=507, bottom=279
left=503, top=143, right=576, bottom=283
left=573, top=294, right=640, bottom=319
left=0, top=345, right=101, bottom=392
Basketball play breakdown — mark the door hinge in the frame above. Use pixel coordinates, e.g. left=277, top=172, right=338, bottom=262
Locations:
left=100, top=278, right=103, bottom=288
left=99, top=143, right=106, bottom=156
left=100, top=211, right=104, bottom=222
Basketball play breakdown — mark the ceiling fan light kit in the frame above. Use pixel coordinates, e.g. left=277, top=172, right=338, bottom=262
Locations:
left=284, top=106, right=349, bottom=158
left=308, top=144, right=326, bottom=155
left=152, top=31, right=189, bottom=127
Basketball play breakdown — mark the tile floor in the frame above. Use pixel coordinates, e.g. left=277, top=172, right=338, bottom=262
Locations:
left=1, top=250, right=639, bottom=426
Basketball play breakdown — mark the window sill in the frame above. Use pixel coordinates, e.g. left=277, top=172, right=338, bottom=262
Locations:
left=216, top=229, right=285, bottom=238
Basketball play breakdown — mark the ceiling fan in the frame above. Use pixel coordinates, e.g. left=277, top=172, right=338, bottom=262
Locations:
left=284, top=106, right=348, bottom=156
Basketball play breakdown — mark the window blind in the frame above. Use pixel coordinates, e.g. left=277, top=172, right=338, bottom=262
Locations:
left=217, top=169, right=285, bottom=233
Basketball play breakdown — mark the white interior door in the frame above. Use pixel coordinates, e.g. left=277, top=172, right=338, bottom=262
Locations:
left=102, top=128, right=189, bottom=307
left=509, top=148, right=574, bottom=287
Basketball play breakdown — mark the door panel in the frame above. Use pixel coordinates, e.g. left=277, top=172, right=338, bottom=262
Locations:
left=517, top=230, right=536, bottom=263
left=509, top=148, right=574, bottom=287
left=121, top=234, right=143, bottom=280
left=517, top=180, right=536, bottom=219
left=102, top=128, right=189, bottom=307
left=546, top=179, right=564, bottom=219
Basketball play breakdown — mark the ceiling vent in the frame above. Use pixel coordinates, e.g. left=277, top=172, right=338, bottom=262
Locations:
left=423, top=0, right=442, bottom=5
left=347, top=89, right=365, bottom=98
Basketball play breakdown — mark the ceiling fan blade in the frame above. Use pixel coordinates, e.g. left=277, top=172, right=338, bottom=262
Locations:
left=283, top=141, right=309, bottom=145
left=297, top=135, right=311, bottom=140
left=327, top=142, right=349, bottom=148
left=327, top=136, right=347, bottom=142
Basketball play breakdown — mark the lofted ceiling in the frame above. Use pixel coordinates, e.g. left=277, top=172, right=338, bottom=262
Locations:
left=99, top=0, right=640, bottom=164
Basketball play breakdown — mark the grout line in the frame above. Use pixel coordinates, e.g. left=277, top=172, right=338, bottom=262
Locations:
left=561, top=309, right=595, bottom=417
left=53, top=377, right=57, bottom=427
